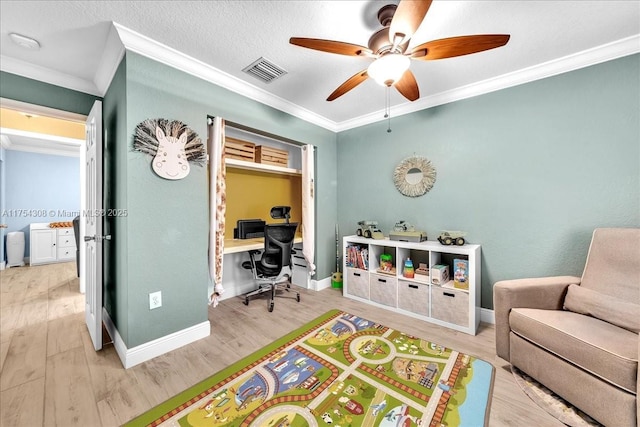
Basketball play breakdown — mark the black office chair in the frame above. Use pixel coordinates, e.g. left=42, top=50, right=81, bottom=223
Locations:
left=242, top=207, right=300, bottom=312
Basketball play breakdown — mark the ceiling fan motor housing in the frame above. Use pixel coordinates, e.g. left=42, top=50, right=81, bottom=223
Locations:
left=377, top=4, right=397, bottom=26
left=369, top=5, right=408, bottom=54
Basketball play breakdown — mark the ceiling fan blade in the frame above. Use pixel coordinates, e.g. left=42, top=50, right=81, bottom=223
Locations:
left=394, top=69, right=420, bottom=101
left=290, top=37, right=373, bottom=56
left=411, top=34, right=511, bottom=60
left=327, top=70, right=369, bottom=101
left=389, top=0, right=433, bottom=45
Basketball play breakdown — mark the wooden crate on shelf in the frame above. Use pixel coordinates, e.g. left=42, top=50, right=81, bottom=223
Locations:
left=225, top=137, right=255, bottom=162
left=255, top=145, right=288, bottom=167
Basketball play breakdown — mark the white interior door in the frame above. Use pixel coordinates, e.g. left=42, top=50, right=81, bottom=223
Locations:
left=84, top=101, right=103, bottom=351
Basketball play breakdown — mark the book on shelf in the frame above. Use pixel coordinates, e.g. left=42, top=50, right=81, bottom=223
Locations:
left=453, top=258, right=469, bottom=290
left=346, top=245, right=368, bottom=270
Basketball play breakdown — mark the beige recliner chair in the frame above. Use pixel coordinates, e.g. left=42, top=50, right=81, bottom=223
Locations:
left=494, top=228, right=639, bottom=427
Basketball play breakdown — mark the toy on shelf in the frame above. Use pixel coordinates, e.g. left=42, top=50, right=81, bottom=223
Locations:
left=394, top=220, right=414, bottom=232
left=414, top=263, right=430, bottom=283
left=431, top=264, right=450, bottom=285
left=402, top=258, right=415, bottom=278
left=377, top=253, right=396, bottom=275
left=437, top=230, right=467, bottom=246
left=379, top=253, right=393, bottom=270
left=356, top=220, right=384, bottom=239
left=332, top=224, right=343, bottom=288
left=389, top=220, right=427, bottom=242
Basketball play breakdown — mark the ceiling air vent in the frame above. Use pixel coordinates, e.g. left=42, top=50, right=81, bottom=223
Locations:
left=242, top=57, right=287, bottom=84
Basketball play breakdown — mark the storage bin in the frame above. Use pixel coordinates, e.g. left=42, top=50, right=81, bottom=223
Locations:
left=225, top=137, right=255, bottom=162
left=431, top=286, right=469, bottom=326
left=398, top=280, right=429, bottom=316
left=370, top=273, right=397, bottom=307
left=345, top=267, right=368, bottom=299
left=255, top=145, right=288, bottom=167
left=6, top=231, right=25, bottom=268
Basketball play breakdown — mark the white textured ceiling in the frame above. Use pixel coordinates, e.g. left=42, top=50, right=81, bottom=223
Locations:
left=1, top=1, right=639, bottom=130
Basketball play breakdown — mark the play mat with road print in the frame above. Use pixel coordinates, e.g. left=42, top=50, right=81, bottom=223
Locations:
left=125, top=310, right=495, bottom=427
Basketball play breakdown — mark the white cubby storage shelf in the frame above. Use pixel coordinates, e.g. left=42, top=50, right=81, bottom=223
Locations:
left=343, top=235, right=481, bottom=335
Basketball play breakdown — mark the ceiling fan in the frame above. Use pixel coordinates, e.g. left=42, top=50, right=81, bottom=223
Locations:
left=290, top=0, right=510, bottom=102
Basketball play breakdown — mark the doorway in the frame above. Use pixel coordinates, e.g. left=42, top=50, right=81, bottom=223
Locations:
left=0, top=98, right=86, bottom=292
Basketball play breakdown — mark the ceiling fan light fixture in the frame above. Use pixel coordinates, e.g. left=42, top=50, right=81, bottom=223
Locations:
left=367, top=54, right=410, bottom=86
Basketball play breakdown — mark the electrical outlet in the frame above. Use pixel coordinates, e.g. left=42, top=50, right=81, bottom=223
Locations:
left=149, top=291, right=162, bottom=310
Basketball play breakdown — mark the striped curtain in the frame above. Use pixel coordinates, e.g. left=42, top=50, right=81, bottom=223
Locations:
left=208, top=117, right=226, bottom=307
left=302, top=144, right=316, bottom=276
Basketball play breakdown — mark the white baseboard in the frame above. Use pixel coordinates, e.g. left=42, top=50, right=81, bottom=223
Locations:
left=311, top=276, right=332, bottom=291
left=215, top=273, right=491, bottom=325
left=219, top=281, right=262, bottom=300
left=102, top=308, right=210, bottom=369
left=5, top=260, right=25, bottom=268
left=0, top=261, right=5, bottom=270
left=311, top=275, right=495, bottom=323
left=219, top=273, right=329, bottom=300
left=480, top=307, right=495, bottom=324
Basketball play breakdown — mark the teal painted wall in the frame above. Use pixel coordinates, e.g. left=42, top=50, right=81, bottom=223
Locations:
left=102, top=58, right=129, bottom=341
left=337, top=54, right=640, bottom=309
left=124, top=53, right=209, bottom=347
left=0, top=71, right=99, bottom=115
left=122, top=52, right=336, bottom=347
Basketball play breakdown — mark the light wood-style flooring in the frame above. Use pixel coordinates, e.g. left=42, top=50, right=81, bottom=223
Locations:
left=0, top=262, right=563, bottom=426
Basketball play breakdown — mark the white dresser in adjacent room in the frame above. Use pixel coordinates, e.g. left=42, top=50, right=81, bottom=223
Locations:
left=30, top=223, right=76, bottom=266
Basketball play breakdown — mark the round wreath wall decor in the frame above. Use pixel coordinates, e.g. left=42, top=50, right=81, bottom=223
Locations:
left=393, top=155, right=437, bottom=197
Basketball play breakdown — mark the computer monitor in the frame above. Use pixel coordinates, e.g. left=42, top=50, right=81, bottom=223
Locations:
left=235, top=219, right=266, bottom=239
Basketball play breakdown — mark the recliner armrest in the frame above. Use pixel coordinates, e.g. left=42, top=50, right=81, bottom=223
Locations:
left=494, top=275, right=581, bottom=361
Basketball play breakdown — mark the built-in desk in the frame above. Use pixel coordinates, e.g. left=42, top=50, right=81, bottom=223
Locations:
left=223, top=236, right=303, bottom=255
left=221, top=235, right=307, bottom=299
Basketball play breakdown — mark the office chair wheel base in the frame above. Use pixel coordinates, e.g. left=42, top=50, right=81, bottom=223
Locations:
left=244, top=296, right=249, bottom=306
left=296, top=294, right=300, bottom=302
left=268, top=301, right=274, bottom=312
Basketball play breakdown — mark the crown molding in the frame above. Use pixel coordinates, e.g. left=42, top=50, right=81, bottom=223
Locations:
left=114, top=23, right=638, bottom=133
left=0, top=55, right=101, bottom=97
left=1, top=142, right=79, bottom=158
left=2, top=22, right=637, bottom=134
left=337, top=34, right=640, bottom=132
left=0, top=98, right=87, bottom=122
left=94, top=23, right=126, bottom=95
left=112, top=23, right=339, bottom=132
left=0, top=135, right=12, bottom=150
left=0, top=128, right=82, bottom=157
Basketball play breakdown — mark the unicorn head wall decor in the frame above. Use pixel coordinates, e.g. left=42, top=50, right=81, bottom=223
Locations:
left=133, top=119, right=206, bottom=180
